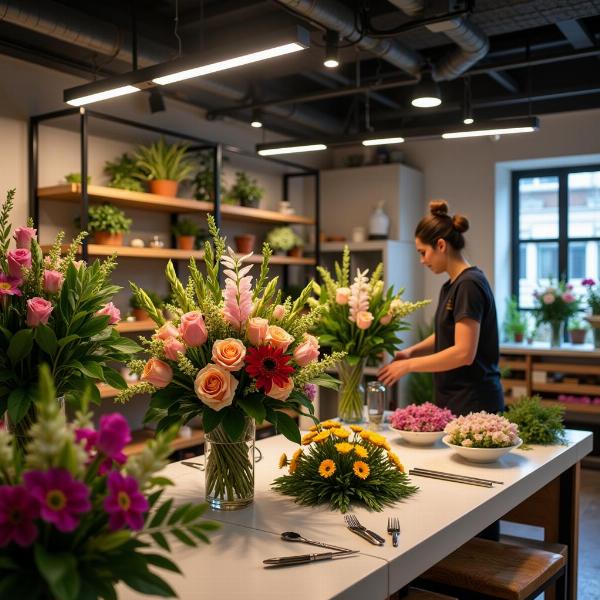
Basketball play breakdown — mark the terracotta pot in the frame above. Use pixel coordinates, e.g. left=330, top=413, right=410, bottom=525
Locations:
left=176, top=235, right=196, bottom=250
left=569, top=329, right=587, bottom=344
left=149, top=179, right=178, bottom=197
left=287, top=246, right=304, bottom=258
left=93, top=231, right=123, bottom=246
left=132, top=308, right=150, bottom=322
left=513, top=332, right=524, bottom=343
left=234, top=234, right=256, bottom=254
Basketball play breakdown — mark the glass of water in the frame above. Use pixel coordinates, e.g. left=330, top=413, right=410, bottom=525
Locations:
left=366, top=381, right=386, bottom=429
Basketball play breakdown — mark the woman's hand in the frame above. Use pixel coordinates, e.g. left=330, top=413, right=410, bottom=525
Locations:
left=393, top=349, right=412, bottom=361
left=378, top=359, right=412, bottom=387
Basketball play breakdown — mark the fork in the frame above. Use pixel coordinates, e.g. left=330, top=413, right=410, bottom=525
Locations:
left=387, top=517, right=400, bottom=548
left=344, top=514, right=385, bottom=546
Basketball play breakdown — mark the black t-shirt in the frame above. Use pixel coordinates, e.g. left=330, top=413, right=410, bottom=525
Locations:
left=434, top=266, right=504, bottom=416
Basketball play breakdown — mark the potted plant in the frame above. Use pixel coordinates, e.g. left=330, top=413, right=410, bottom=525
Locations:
left=228, top=171, right=263, bottom=208
left=134, top=137, right=195, bottom=197
left=567, top=316, right=587, bottom=344
left=503, top=296, right=528, bottom=343
left=78, top=204, right=132, bottom=245
left=234, top=233, right=256, bottom=254
left=532, top=280, right=580, bottom=346
left=130, top=290, right=162, bottom=321
left=266, top=226, right=303, bottom=255
left=192, top=150, right=230, bottom=203
left=64, top=172, right=91, bottom=184
left=104, top=153, right=144, bottom=192
left=582, top=278, right=600, bottom=348
left=171, top=218, right=203, bottom=250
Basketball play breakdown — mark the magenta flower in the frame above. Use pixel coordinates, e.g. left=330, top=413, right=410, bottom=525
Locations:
left=97, top=413, right=131, bottom=461
left=0, top=273, right=22, bottom=297
left=24, top=468, right=91, bottom=532
left=104, top=471, right=149, bottom=531
left=391, top=402, right=455, bottom=432
left=582, top=278, right=596, bottom=287
left=75, top=428, right=98, bottom=456
left=304, top=383, right=317, bottom=403
left=0, top=485, right=39, bottom=547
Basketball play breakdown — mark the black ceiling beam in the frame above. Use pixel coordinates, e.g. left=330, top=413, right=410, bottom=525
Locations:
left=556, top=19, right=595, bottom=50
left=486, top=70, right=519, bottom=93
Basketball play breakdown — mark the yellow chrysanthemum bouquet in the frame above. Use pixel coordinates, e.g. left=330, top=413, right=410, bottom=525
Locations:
left=272, top=422, right=418, bottom=512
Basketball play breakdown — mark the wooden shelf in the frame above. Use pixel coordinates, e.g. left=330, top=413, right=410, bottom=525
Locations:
left=501, top=378, right=527, bottom=389
left=505, top=395, right=600, bottom=415
left=532, top=382, right=600, bottom=395
left=37, top=184, right=315, bottom=225
left=116, top=319, right=156, bottom=333
left=531, top=362, right=600, bottom=376
left=319, top=240, right=399, bottom=253
left=499, top=359, right=527, bottom=370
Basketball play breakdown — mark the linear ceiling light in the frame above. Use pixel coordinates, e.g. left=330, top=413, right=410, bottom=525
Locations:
left=441, top=117, right=540, bottom=139
left=66, top=85, right=140, bottom=107
left=362, top=136, right=404, bottom=146
left=257, top=144, right=327, bottom=156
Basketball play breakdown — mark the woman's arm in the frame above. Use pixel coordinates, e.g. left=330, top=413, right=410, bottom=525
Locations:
left=397, top=333, right=435, bottom=359
left=378, top=319, right=480, bottom=386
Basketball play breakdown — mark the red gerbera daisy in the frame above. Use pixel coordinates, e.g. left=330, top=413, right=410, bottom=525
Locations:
left=245, top=345, right=295, bottom=393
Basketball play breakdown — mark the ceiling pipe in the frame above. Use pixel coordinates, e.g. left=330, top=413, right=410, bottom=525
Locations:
left=387, top=0, right=489, bottom=81
left=0, top=0, right=341, bottom=135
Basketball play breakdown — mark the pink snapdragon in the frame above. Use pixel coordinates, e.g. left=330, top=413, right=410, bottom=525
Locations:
left=390, top=402, right=455, bottom=432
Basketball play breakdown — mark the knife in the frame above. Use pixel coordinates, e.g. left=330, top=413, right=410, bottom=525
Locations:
left=263, top=550, right=358, bottom=567
left=346, top=526, right=384, bottom=546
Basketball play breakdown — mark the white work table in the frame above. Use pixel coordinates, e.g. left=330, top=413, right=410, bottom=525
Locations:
left=120, top=428, right=592, bottom=600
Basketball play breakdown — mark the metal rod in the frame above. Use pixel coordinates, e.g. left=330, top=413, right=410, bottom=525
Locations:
left=213, top=144, right=222, bottom=286
left=80, top=107, right=89, bottom=263
left=31, top=107, right=79, bottom=123
left=28, top=117, right=39, bottom=227
left=131, top=0, right=138, bottom=71
left=315, top=171, right=320, bottom=283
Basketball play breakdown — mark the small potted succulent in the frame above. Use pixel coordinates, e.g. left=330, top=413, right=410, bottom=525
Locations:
left=64, top=172, right=91, bottom=184
left=79, top=204, right=132, bottom=245
left=266, top=226, right=303, bottom=255
left=171, top=218, right=203, bottom=250
left=129, top=290, right=162, bottom=321
left=134, top=137, right=195, bottom=197
left=228, top=171, right=263, bottom=208
left=104, top=153, right=144, bottom=192
left=503, top=296, right=528, bottom=343
left=568, top=316, right=588, bottom=344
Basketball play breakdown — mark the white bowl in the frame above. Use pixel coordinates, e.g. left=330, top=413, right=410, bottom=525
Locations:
left=442, top=435, right=523, bottom=463
left=390, top=427, right=446, bottom=446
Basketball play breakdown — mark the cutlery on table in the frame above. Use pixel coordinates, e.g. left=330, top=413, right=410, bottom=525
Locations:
left=387, top=517, right=400, bottom=548
left=181, top=461, right=204, bottom=471
left=411, top=467, right=503, bottom=485
left=344, top=514, right=385, bottom=546
left=281, top=531, right=355, bottom=553
left=408, top=469, right=492, bottom=487
left=263, top=550, right=359, bottom=568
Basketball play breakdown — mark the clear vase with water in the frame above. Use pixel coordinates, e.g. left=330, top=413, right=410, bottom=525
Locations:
left=337, top=358, right=366, bottom=423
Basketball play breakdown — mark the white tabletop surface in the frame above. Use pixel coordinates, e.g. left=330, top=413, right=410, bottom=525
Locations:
left=119, top=428, right=592, bottom=600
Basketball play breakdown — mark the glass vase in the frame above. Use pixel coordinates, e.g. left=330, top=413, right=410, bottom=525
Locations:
left=204, top=416, right=255, bottom=510
left=337, top=358, right=366, bottom=423
left=550, top=321, right=564, bottom=347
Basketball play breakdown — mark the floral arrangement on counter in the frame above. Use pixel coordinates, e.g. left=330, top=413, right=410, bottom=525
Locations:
left=0, top=366, right=217, bottom=600
left=0, top=190, right=139, bottom=438
left=505, top=396, right=566, bottom=446
left=444, top=412, right=520, bottom=448
left=390, top=402, right=455, bottom=432
left=531, top=280, right=580, bottom=325
left=582, top=278, right=600, bottom=315
left=272, top=421, right=417, bottom=513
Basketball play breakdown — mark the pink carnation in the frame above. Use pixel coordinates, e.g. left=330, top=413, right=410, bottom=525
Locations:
left=390, top=402, right=455, bottom=432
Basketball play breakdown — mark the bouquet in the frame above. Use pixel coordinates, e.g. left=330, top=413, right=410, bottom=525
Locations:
left=444, top=412, right=520, bottom=448
left=0, top=190, right=139, bottom=437
left=119, top=216, right=344, bottom=506
left=390, top=402, right=455, bottom=432
left=312, top=246, right=429, bottom=421
left=582, top=278, right=600, bottom=315
left=505, top=395, right=566, bottom=446
left=272, top=422, right=417, bottom=512
left=532, top=280, right=579, bottom=325
left=0, top=366, right=217, bottom=600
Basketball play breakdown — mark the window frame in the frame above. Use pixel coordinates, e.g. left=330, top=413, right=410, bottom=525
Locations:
left=511, top=164, right=600, bottom=309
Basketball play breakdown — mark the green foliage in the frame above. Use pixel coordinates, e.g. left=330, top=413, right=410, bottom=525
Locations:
left=104, top=153, right=144, bottom=192
left=130, top=291, right=162, bottom=310
left=503, top=296, right=528, bottom=339
left=266, top=226, right=303, bottom=252
left=171, top=218, right=204, bottom=238
left=134, top=138, right=195, bottom=182
left=505, top=395, right=567, bottom=446
left=568, top=316, right=587, bottom=331
left=227, top=171, right=263, bottom=205
left=64, top=173, right=91, bottom=184
left=0, top=188, right=15, bottom=272
left=532, top=280, right=580, bottom=326
left=77, top=204, right=132, bottom=234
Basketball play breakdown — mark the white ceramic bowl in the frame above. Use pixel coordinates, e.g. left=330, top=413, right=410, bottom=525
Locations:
left=442, top=435, right=523, bottom=463
left=390, top=427, right=446, bottom=446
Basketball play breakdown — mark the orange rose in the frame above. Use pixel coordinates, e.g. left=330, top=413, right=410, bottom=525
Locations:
left=266, top=325, right=294, bottom=352
left=246, top=317, right=268, bottom=346
left=141, top=358, right=173, bottom=389
left=272, top=304, right=286, bottom=321
left=194, top=364, right=239, bottom=411
left=356, top=310, right=374, bottom=330
left=154, top=322, right=179, bottom=341
left=212, top=338, right=246, bottom=372
left=293, top=333, right=320, bottom=367
left=267, top=377, right=294, bottom=401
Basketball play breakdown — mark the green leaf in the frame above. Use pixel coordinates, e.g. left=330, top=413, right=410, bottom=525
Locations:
left=7, top=328, right=34, bottom=364
left=273, top=410, right=301, bottom=444
left=171, top=528, right=195, bottom=546
left=121, top=570, right=176, bottom=597
left=222, top=407, right=246, bottom=441
left=7, top=387, right=32, bottom=425
left=150, top=498, right=173, bottom=528
left=151, top=532, right=170, bottom=551
left=307, top=373, right=341, bottom=390
left=58, top=334, right=80, bottom=348
left=102, top=366, right=128, bottom=390
left=149, top=386, right=181, bottom=410
left=108, top=336, right=141, bottom=354
left=144, top=553, right=182, bottom=574
left=77, top=361, right=104, bottom=380
left=201, top=406, right=224, bottom=433
left=92, top=530, right=132, bottom=551
left=77, top=316, right=109, bottom=338
left=236, top=394, right=266, bottom=423
left=34, top=544, right=80, bottom=600
left=35, top=324, right=58, bottom=357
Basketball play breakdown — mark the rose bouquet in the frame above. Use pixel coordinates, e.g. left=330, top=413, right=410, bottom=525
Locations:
left=0, top=189, right=139, bottom=440
left=390, top=402, right=455, bottom=432
left=532, top=280, right=579, bottom=345
left=272, top=421, right=417, bottom=512
left=0, top=366, right=217, bottom=600
left=444, top=412, right=520, bottom=448
left=118, top=216, right=344, bottom=508
left=312, top=247, right=429, bottom=422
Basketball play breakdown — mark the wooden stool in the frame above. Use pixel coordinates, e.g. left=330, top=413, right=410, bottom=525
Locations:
left=388, top=588, right=458, bottom=600
left=414, top=537, right=567, bottom=600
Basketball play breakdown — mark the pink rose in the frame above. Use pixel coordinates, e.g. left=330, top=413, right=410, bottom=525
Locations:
left=141, top=358, right=173, bottom=389
left=336, top=287, right=351, bottom=305
left=43, top=269, right=64, bottom=294
left=194, top=364, right=238, bottom=411
left=155, top=322, right=179, bottom=341
left=293, top=333, right=320, bottom=367
left=356, top=310, right=374, bottom=330
left=13, top=226, right=36, bottom=250
left=379, top=313, right=392, bottom=326
left=26, top=297, right=53, bottom=327
left=163, top=337, right=186, bottom=361
left=96, top=302, right=120, bottom=325
left=562, top=292, right=576, bottom=303
left=212, top=338, right=246, bottom=371
left=7, top=249, right=31, bottom=279
left=272, top=304, right=286, bottom=321
left=266, top=325, right=294, bottom=352
left=179, top=311, right=208, bottom=347
left=246, top=317, right=268, bottom=346
left=542, top=293, right=555, bottom=305
left=267, top=377, right=294, bottom=401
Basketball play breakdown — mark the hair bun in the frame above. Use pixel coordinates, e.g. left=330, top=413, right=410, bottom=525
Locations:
left=429, top=200, right=449, bottom=217
left=452, top=214, right=470, bottom=233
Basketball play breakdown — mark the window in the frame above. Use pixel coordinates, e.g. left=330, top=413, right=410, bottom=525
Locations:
left=512, top=166, right=600, bottom=308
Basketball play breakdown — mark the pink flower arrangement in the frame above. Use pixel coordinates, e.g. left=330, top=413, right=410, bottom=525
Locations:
left=532, top=280, right=580, bottom=325
left=444, top=411, right=520, bottom=448
left=390, top=402, right=455, bottom=432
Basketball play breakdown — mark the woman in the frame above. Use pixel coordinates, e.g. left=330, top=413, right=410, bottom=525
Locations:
left=378, top=200, right=504, bottom=417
